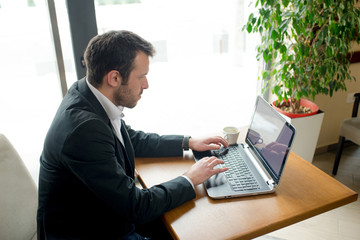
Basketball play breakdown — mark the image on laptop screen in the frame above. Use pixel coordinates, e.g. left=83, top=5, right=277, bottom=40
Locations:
left=246, top=98, right=294, bottom=184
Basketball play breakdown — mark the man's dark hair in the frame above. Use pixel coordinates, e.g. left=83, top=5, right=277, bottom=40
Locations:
left=84, top=30, right=155, bottom=87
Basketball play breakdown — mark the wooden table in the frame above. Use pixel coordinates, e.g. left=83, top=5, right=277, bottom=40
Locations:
left=135, top=145, right=358, bottom=240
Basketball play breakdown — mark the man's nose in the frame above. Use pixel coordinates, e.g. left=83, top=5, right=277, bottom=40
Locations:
left=142, top=78, right=149, bottom=89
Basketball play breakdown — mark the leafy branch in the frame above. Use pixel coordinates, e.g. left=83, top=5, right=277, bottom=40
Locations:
left=244, top=0, right=360, bottom=113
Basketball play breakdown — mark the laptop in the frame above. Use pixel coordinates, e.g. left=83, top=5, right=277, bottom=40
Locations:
left=193, top=96, right=296, bottom=199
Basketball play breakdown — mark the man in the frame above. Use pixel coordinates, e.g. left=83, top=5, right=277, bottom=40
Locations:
left=37, top=30, right=228, bottom=240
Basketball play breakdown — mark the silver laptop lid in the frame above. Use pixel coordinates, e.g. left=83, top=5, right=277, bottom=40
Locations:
left=245, top=96, right=296, bottom=185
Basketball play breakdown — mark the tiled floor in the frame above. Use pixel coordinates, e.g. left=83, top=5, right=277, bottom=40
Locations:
left=256, top=144, right=360, bottom=240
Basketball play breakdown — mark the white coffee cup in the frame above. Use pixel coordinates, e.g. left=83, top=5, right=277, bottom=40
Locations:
left=223, top=126, right=240, bottom=145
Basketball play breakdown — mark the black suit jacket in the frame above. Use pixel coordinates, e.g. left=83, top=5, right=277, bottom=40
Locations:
left=37, top=78, right=196, bottom=239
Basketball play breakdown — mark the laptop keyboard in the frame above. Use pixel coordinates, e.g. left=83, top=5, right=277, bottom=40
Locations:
left=217, top=147, right=261, bottom=192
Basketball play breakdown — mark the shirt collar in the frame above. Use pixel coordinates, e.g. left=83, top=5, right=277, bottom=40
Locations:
left=86, top=78, right=125, bottom=121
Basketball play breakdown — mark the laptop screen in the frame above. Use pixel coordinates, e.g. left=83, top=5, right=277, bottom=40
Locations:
left=245, top=96, right=295, bottom=184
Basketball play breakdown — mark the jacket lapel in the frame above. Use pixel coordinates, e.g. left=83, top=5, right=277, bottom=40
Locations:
left=120, top=122, right=135, bottom=178
left=107, top=121, right=135, bottom=179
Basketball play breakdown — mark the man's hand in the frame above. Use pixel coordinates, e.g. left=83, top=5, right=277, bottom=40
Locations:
left=183, top=157, right=228, bottom=186
left=189, top=136, right=229, bottom=152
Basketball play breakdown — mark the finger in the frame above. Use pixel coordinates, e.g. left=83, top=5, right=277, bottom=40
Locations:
left=203, top=137, right=227, bottom=148
left=206, top=143, right=222, bottom=150
left=213, top=166, right=229, bottom=174
left=204, top=156, right=215, bottom=161
left=209, top=136, right=229, bottom=148
left=222, top=139, right=230, bottom=148
left=203, top=156, right=216, bottom=165
left=212, top=136, right=227, bottom=143
left=199, top=156, right=213, bottom=163
left=218, top=137, right=229, bottom=147
left=208, top=158, right=224, bottom=168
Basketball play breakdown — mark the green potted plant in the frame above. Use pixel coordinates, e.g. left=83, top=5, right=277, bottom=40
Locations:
left=244, top=0, right=360, bottom=118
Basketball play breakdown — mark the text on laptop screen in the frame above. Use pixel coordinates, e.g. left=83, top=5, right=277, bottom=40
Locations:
left=247, top=98, right=294, bottom=178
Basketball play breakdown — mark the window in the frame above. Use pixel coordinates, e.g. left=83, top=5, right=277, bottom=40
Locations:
left=0, top=1, right=63, bottom=183
left=95, top=0, right=261, bottom=136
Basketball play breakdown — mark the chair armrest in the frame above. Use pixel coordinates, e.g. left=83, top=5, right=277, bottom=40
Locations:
left=352, top=93, right=360, bottom=118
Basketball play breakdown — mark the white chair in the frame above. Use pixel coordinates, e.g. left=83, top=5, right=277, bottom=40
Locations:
left=333, top=93, right=360, bottom=175
left=0, top=134, right=37, bottom=240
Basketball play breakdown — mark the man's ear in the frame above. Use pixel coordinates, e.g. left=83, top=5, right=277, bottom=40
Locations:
left=106, top=70, right=122, bottom=87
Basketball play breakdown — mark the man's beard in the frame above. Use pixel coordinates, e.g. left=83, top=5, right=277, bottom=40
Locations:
left=113, top=88, right=140, bottom=109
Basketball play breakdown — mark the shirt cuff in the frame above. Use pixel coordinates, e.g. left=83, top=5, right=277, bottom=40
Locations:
left=180, top=175, right=195, bottom=190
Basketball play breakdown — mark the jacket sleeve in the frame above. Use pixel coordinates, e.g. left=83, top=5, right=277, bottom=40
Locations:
left=61, top=118, right=196, bottom=224
left=123, top=121, right=185, bottom=158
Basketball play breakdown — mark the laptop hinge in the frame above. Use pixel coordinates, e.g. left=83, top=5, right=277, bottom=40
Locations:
left=267, top=179, right=275, bottom=188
